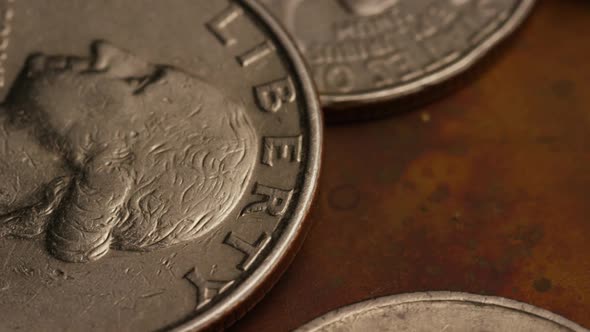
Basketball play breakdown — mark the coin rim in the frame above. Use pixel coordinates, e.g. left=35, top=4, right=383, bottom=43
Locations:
left=295, top=291, right=587, bottom=331
left=317, top=0, right=537, bottom=107
left=171, top=0, right=323, bottom=331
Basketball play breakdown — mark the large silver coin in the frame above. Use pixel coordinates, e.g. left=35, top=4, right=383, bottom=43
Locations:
left=260, top=0, right=536, bottom=108
left=0, top=0, right=321, bottom=331
left=296, top=292, right=587, bottom=332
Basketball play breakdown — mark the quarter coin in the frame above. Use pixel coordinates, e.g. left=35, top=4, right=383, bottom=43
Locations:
left=0, top=0, right=321, bottom=331
left=295, top=292, right=587, bottom=332
left=260, top=0, right=536, bottom=110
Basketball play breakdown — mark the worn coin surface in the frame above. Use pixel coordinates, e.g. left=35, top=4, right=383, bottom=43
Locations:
left=0, top=0, right=321, bottom=331
left=295, top=292, right=587, bottom=332
left=260, top=0, right=536, bottom=109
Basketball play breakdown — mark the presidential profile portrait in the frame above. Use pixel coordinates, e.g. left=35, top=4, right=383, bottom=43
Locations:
left=0, top=42, right=257, bottom=263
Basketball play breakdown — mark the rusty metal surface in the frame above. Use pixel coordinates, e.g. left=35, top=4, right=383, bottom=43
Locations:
left=230, top=0, right=590, bottom=330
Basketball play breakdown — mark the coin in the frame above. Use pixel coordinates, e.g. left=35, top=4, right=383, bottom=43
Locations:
left=295, top=292, right=587, bottom=332
left=259, top=0, right=536, bottom=110
left=0, top=0, right=321, bottom=330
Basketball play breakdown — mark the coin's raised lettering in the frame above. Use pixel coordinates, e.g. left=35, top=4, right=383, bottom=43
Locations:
left=255, top=77, right=296, bottom=113
left=207, top=4, right=244, bottom=46
left=185, top=267, right=235, bottom=310
left=238, top=40, right=276, bottom=67
left=321, top=64, right=355, bottom=93
left=241, top=183, right=294, bottom=217
left=262, top=135, right=303, bottom=167
left=224, top=231, right=272, bottom=271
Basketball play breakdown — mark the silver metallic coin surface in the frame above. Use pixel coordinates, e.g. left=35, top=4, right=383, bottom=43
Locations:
left=260, top=0, right=536, bottom=107
left=295, top=292, right=587, bottom=332
left=0, top=0, right=321, bottom=331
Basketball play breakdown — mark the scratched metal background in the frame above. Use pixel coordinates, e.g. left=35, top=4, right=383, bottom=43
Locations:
left=230, top=0, right=590, bottom=330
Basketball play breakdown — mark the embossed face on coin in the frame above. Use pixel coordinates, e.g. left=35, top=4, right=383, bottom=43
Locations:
left=295, top=292, right=587, bottom=332
left=0, top=1, right=321, bottom=331
left=3, top=42, right=257, bottom=263
left=260, top=0, right=536, bottom=108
